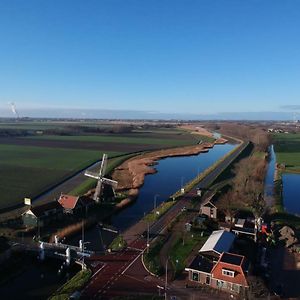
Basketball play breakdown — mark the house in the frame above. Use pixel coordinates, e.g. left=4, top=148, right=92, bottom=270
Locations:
left=200, top=194, right=218, bottom=219
left=210, top=252, right=249, bottom=294
left=58, top=194, right=94, bottom=214
left=22, top=201, right=63, bottom=228
left=199, top=230, right=235, bottom=260
left=185, top=252, right=249, bottom=295
left=185, top=255, right=214, bottom=285
left=200, top=200, right=217, bottom=219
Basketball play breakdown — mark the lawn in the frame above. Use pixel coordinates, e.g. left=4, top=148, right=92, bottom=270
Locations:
left=0, top=144, right=120, bottom=208
left=273, top=133, right=300, bottom=172
left=169, top=232, right=208, bottom=275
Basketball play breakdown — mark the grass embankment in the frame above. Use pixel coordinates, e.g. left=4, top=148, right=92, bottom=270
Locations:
left=109, top=235, right=127, bottom=251
left=143, top=201, right=175, bottom=222
left=49, top=269, right=92, bottom=300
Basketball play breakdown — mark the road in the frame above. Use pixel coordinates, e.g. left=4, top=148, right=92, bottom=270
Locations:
left=80, top=141, right=248, bottom=299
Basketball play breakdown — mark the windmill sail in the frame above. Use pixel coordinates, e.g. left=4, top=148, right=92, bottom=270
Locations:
left=84, top=153, right=118, bottom=202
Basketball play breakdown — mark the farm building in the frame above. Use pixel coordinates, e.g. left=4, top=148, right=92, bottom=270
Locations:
left=22, top=201, right=63, bottom=228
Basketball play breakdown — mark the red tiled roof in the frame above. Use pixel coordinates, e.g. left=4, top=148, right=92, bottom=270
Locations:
left=58, top=194, right=79, bottom=210
left=211, top=252, right=248, bottom=287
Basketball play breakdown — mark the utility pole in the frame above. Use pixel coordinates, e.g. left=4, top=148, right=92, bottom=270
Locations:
left=165, top=257, right=169, bottom=300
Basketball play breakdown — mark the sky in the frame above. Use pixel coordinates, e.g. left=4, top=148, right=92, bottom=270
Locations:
left=0, top=0, right=300, bottom=119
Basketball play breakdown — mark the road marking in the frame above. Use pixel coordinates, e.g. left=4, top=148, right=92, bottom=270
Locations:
left=121, top=250, right=144, bottom=275
left=91, top=263, right=106, bottom=279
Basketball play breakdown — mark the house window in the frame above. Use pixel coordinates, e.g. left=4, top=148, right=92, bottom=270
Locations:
left=192, top=272, right=199, bottom=281
left=231, top=283, right=240, bottom=293
left=205, top=275, right=211, bottom=285
left=217, top=280, right=227, bottom=288
left=222, top=269, right=235, bottom=277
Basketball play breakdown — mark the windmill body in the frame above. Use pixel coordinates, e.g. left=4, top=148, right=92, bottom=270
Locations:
left=84, top=154, right=118, bottom=202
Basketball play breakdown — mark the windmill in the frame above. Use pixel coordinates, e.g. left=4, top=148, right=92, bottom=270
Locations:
left=84, top=154, right=118, bottom=202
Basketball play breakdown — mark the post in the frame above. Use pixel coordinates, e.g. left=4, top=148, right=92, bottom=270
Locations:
left=165, top=257, right=168, bottom=300
left=147, top=222, right=150, bottom=253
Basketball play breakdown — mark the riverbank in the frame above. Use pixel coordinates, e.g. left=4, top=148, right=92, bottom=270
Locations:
left=112, top=142, right=221, bottom=206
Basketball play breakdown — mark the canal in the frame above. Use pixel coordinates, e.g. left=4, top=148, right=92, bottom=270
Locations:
left=72, top=142, right=237, bottom=251
left=265, top=144, right=300, bottom=215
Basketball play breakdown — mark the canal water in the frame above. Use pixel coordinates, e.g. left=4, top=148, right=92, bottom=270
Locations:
left=265, top=144, right=300, bottom=215
left=73, top=142, right=236, bottom=251
left=111, top=143, right=236, bottom=230
left=282, top=174, right=300, bottom=216
left=264, top=145, right=276, bottom=199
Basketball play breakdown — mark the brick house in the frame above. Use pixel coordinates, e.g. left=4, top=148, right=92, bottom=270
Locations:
left=210, top=252, right=249, bottom=294
left=185, top=252, right=249, bottom=295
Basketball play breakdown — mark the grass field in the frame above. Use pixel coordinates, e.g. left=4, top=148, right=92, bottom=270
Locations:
left=0, top=122, right=200, bottom=209
left=273, top=133, right=300, bottom=172
left=0, top=144, right=120, bottom=208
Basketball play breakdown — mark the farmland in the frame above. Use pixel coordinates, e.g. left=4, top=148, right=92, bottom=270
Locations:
left=273, top=133, right=300, bottom=172
left=0, top=121, right=199, bottom=209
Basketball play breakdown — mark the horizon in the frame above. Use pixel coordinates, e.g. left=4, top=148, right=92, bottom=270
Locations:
left=1, top=1, right=300, bottom=116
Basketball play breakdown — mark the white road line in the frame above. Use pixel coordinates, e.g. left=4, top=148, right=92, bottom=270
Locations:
left=121, top=250, right=144, bottom=275
left=91, top=263, right=106, bottom=279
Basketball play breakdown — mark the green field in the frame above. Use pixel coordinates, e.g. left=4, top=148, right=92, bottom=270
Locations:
left=273, top=133, right=300, bottom=172
left=24, top=134, right=193, bottom=146
left=0, top=121, right=200, bottom=209
left=0, top=144, right=120, bottom=208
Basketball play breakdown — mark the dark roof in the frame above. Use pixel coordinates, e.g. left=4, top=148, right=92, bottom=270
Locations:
left=186, top=255, right=214, bottom=274
left=30, top=201, right=62, bottom=217
left=220, top=252, right=243, bottom=266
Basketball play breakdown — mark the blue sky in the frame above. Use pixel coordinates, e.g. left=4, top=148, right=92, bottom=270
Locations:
left=0, top=0, right=300, bottom=118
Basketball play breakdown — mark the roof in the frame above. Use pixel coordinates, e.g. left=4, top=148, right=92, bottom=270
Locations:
left=58, top=194, right=80, bottom=210
left=29, top=201, right=62, bottom=218
left=185, top=255, right=214, bottom=274
left=221, top=252, right=243, bottom=265
left=199, top=230, right=235, bottom=256
left=211, top=252, right=248, bottom=287
left=202, top=201, right=216, bottom=208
